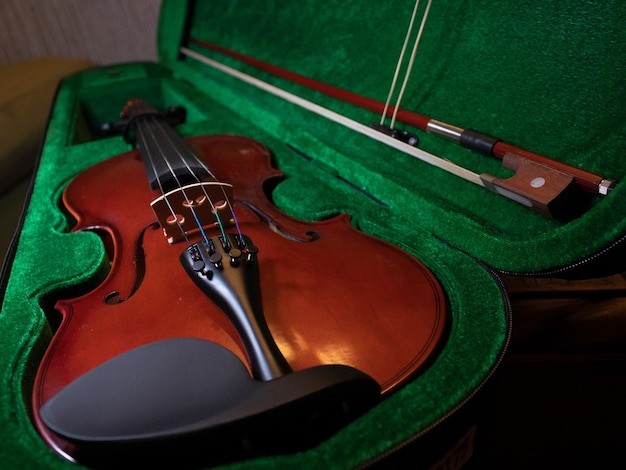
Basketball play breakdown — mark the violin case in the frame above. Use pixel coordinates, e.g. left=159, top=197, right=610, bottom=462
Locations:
left=1, top=0, right=625, bottom=468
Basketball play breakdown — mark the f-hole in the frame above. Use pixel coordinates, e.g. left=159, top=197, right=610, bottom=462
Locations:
left=102, top=222, right=160, bottom=304
left=236, top=200, right=321, bottom=243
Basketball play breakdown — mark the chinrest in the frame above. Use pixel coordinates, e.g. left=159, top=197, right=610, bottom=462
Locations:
left=40, top=337, right=380, bottom=466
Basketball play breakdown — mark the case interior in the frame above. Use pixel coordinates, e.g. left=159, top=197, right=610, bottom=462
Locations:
left=1, top=0, right=625, bottom=467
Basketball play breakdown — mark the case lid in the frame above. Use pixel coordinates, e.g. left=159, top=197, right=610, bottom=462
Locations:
left=158, top=0, right=626, bottom=275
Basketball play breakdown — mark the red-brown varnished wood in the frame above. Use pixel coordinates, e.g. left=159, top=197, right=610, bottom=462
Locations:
left=33, top=134, right=447, bottom=460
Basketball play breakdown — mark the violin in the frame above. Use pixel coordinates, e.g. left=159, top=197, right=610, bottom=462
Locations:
left=33, top=99, right=447, bottom=466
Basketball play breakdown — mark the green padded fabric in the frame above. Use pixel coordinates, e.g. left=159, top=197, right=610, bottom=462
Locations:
left=0, top=63, right=508, bottom=469
left=163, top=0, right=626, bottom=274
left=1, top=0, right=625, bottom=468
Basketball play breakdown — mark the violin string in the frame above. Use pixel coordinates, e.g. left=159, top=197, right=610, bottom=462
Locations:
left=133, top=112, right=203, bottom=245
left=171, top=138, right=245, bottom=244
left=131, top=108, right=191, bottom=245
left=390, top=0, right=433, bottom=130
left=147, top=117, right=246, bottom=249
left=185, top=149, right=245, bottom=244
left=380, top=0, right=421, bottom=126
left=149, top=115, right=244, bottom=245
left=140, top=114, right=214, bottom=246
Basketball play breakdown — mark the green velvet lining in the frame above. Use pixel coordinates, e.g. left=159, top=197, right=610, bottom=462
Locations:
left=171, top=0, right=626, bottom=273
left=0, top=63, right=507, bottom=469
left=2, top=0, right=624, bottom=467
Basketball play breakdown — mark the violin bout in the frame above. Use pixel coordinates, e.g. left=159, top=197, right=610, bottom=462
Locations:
left=32, top=130, right=448, bottom=466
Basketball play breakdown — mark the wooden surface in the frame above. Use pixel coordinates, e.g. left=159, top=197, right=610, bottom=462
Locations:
left=490, top=270, right=626, bottom=468
left=502, top=271, right=626, bottom=352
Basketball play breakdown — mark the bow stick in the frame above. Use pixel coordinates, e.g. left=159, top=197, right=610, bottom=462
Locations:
left=182, top=41, right=616, bottom=219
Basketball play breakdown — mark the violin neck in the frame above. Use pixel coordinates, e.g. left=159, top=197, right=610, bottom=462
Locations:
left=126, top=100, right=211, bottom=192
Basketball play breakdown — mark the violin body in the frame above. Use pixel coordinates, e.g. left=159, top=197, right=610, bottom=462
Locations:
left=33, top=133, right=446, bottom=462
